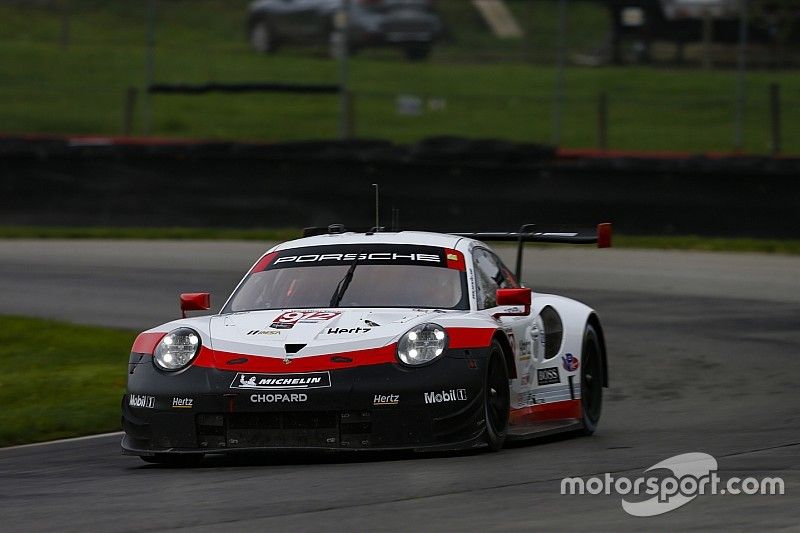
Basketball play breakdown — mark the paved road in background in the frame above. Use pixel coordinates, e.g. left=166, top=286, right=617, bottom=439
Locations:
left=0, top=241, right=798, bottom=531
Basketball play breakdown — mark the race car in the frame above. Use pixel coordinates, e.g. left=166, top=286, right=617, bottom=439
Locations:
left=122, top=224, right=611, bottom=464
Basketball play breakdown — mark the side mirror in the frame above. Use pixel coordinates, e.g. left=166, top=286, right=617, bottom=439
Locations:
left=180, top=292, right=211, bottom=318
left=494, top=288, right=531, bottom=319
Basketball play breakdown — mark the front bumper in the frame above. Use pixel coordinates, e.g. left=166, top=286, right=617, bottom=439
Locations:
left=122, top=349, right=489, bottom=455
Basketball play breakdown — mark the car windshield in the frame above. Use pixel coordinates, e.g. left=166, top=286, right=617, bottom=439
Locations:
left=224, top=244, right=469, bottom=312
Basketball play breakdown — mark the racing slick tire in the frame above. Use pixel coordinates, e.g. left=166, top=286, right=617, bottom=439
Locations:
left=140, top=454, right=205, bottom=467
left=578, top=324, right=604, bottom=435
left=483, top=340, right=510, bottom=452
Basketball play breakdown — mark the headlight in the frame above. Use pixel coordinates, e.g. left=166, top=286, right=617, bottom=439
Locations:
left=153, top=328, right=201, bottom=371
left=397, top=323, right=448, bottom=366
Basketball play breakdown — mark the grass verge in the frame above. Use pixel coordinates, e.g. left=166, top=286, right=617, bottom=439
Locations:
left=0, top=226, right=302, bottom=241
left=0, top=316, right=134, bottom=447
left=0, top=1, right=798, bottom=153
left=0, top=226, right=799, bottom=255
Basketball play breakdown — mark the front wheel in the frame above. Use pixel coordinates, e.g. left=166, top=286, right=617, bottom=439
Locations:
left=578, top=324, right=604, bottom=435
left=483, top=341, right=510, bottom=451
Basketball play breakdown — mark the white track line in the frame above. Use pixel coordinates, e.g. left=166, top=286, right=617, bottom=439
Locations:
left=0, top=431, right=123, bottom=452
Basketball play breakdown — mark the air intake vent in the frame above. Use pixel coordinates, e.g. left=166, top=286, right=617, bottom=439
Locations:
left=285, top=344, right=306, bottom=354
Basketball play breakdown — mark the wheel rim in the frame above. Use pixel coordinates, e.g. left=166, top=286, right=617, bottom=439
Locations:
left=581, top=336, right=602, bottom=423
left=485, top=353, right=509, bottom=435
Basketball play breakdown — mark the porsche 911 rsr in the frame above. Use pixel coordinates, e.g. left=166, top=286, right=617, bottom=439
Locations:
left=122, top=224, right=611, bottom=464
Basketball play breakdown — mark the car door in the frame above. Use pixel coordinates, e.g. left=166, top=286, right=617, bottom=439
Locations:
left=472, top=247, right=541, bottom=409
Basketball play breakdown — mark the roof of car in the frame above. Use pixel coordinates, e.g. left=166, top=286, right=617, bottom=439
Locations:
left=272, top=231, right=468, bottom=251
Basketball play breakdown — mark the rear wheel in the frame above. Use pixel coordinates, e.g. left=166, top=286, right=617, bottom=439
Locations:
left=140, top=454, right=204, bottom=467
left=578, top=324, right=604, bottom=435
left=483, top=341, right=510, bottom=451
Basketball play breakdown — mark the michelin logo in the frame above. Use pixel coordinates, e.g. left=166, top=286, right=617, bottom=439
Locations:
left=231, top=371, right=331, bottom=390
left=424, top=389, right=467, bottom=404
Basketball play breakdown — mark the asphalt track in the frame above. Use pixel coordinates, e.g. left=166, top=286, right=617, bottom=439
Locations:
left=0, top=240, right=798, bottom=531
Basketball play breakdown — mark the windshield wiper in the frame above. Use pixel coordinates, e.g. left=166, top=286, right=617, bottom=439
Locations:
left=329, top=250, right=363, bottom=308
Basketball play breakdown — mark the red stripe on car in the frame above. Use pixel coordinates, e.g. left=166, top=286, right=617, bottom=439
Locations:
left=131, top=332, right=165, bottom=354
left=191, top=343, right=398, bottom=372
left=251, top=252, right=278, bottom=273
left=446, top=327, right=495, bottom=348
left=444, top=248, right=466, bottom=271
left=509, top=399, right=581, bottom=426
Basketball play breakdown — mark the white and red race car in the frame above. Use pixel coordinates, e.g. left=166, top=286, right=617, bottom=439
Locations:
left=122, top=224, right=611, bottom=464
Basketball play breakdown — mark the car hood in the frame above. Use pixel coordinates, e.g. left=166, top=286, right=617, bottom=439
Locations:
left=208, top=308, right=454, bottom=361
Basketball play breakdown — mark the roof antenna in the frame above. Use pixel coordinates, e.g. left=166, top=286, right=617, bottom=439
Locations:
left=372, top=183, right=379, bottom=231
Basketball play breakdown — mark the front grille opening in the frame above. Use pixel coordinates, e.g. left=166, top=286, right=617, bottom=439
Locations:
left=284, top=343, right=306, bottom=354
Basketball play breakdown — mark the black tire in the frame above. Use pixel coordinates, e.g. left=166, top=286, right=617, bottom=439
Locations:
left=578, top=324, right=604, bottom=435
left=404, top=45, right=431, bottom=61
left=483, top=341, right=510, bottom=452
left=250, top=19, right=275, bottom=53
left=140, top=454, right=204, bottom=467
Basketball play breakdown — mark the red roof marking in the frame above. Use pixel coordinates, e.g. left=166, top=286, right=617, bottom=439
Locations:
left=251, top=252, right=278, bottom=273
left=445, top=248, right=466, bottom=271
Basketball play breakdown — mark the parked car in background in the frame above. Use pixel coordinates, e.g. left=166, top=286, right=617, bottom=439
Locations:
left=247, top=0, right=443, bottom=60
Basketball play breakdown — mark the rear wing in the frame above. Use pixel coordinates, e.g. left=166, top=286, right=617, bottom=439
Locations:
left=452, top=223, right=612, bottom=281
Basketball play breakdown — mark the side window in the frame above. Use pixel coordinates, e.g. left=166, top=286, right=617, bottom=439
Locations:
left=472, top=248, right=519, bottom=310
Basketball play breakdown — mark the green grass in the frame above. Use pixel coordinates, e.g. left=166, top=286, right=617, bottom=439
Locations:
left=0, top=226, right=799, bottom=255
left=0, top=316, right=135, bottom=447
left=0, top=225, right=301, bottom=241
left=612, top=235, right=800, bottom=255
left=0, top=0, right=798, bottom=152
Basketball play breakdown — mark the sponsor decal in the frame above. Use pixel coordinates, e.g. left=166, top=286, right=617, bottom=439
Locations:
left=517, top=390, right=544, bottom=406
left=562, top=353, right=580, bottom=372
left=326, top=327, right=371, bottom=334
left=230, top=371, right=332, bottom=390
left=270, top=311, right=340, bottom=330
left=274, top=252, right=440, bottom=265
left=373, top=394, right=399, bottom=406
left=424, top=388, right=467, bottom=404
left=128, top=394, right=155, bottom=409
left=172, top=397, right=193, bottom=409
left=537, top=367, right=561, bottom=386
left=257, top=245, right=451, bottom=272
left=246, top=329, right=281, bottom=336
left=250, top=393, right=308, bottom=403
left=519, top=339, right=532, bottom=356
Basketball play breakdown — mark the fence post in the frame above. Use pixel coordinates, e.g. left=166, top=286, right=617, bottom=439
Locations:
left=702, top=10, right=713, bottom=69
left=123, top=87, right=138, bottom=137
left=770, top=83, right=781, bottom=156
left=344, top=90, right=355, bottom=139
left=597, top=91, right=608, bottom=151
